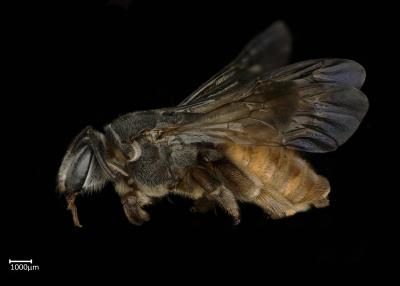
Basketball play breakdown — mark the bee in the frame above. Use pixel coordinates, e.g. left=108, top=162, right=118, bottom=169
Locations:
left=58, top=21, right=368, bottom=227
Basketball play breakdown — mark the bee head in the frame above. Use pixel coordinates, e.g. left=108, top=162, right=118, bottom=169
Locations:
left=57, top=126, right=116, bottom=197
left=58, top=126, right=131, bottom=227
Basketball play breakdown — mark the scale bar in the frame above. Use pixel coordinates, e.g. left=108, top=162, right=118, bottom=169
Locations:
left=9, top=259, right=33, bottom=264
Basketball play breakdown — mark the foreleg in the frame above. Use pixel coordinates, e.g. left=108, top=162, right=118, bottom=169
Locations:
left=115, top=181, right=152, bottom=225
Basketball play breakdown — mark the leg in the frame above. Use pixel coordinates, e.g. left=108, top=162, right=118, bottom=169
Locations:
left=252, top=188, right=296, bottom=219
left=114, top=181, right=152, bottom=225
left=213, top=159, right=298, bottom=219
left=191, top=167, right=240, bottom=225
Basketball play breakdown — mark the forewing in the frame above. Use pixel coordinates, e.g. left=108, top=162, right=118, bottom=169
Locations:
left=169, top=59, right=368, bottom=153
left=178, top=21, right=292, bottom=107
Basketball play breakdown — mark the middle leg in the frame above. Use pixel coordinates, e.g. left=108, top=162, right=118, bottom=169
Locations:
left=190, top=167, right=240, bottom=225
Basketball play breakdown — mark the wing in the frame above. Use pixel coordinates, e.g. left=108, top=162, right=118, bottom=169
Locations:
left=178, top=21, right=292, bottom=107
left=166, top=59, right=368, bottom=153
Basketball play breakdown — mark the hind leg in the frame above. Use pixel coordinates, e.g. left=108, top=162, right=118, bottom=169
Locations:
left=252, top=188, right=297, bottom=219
left=212, top=159, right=297, bottom=219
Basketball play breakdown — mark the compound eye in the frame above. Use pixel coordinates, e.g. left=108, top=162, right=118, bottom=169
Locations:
left=64, top=144, right=93, bottom=192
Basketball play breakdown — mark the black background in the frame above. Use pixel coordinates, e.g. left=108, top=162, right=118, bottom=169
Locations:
left=4, top=0, right=393, bottom=279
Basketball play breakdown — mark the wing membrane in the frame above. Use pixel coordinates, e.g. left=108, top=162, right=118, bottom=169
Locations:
left=178, top=21, right=292, bottom=107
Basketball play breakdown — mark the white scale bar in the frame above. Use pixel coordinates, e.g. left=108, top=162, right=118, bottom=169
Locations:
left=9, top=259, right=32, bottom=264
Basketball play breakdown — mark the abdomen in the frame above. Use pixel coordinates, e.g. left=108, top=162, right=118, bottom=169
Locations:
left=221, top=144, right=330, bottom=218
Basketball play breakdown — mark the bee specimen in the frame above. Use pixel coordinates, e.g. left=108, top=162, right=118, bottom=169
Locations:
left=58, top=21, right=368, bottom=227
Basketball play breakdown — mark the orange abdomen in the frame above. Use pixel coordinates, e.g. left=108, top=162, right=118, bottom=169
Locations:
left=222, top=144, right=330, bottom=217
